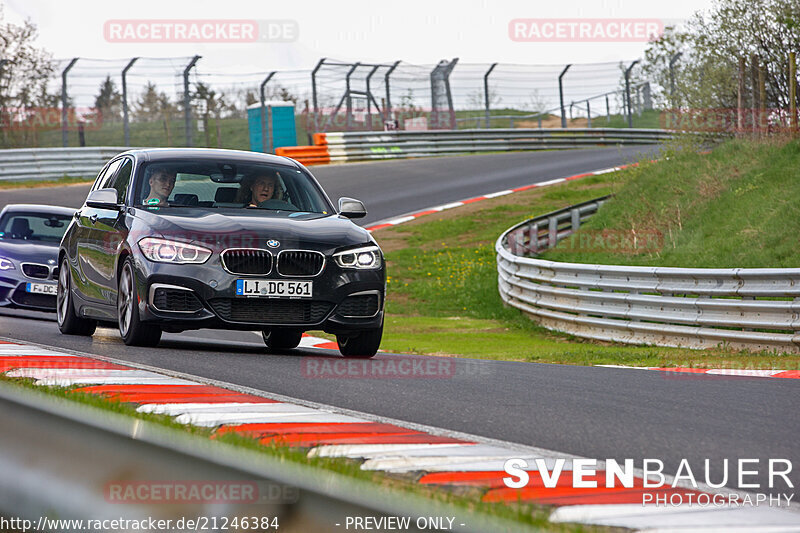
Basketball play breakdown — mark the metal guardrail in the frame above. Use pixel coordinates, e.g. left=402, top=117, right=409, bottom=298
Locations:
left=0, top=146, right=129, bottom=181
left=0, top=380, right=528, bottom=533
left=496, top=198, right=800, bottom=353
left=279, top=128, right=674, bottom=165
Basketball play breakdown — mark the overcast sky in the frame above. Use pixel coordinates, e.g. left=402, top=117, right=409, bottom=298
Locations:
left=5, top=0, right=715, bottom=70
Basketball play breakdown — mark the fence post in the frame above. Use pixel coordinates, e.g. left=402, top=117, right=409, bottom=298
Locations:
left=182, top=55, right=200, bottom=147
left=384, top=60, right=400, bottom=122
left=344, top=62, right=360, bottom=131
left=310, top=58, right=325, bottom=134
left=558, top=64, right=571, bottom=128
left=586, top=100, right=591, bottom=128
left=758, top=65, right=766, bottom=132
left=429, top=58, right=458, bottom=129
left=669, top=52, right=682, bottom=106
left=260, top=72, right=276, bottom=153
left=606, top=94, right=610, bottom=122
left=790, top=52, right=797, bottom=132
left=365, top=64, right=381, bottom=128
left=121, top=57, right=138, bottom=147
left=737, top=56, right=745, bottom=132
left=749, top=54, right=759, bottom=134
left=624, top=60, right=639, bottom=128
left=61, top=58, right=78, bottom=147
left=483, top=62, right=497, bottom=128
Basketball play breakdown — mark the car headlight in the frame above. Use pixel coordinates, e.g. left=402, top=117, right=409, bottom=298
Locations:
left=138, top=237, right=212, bottom=264
left=0, top=257, right=14, bottom=271
left=333, top=245, right=382, bottom=269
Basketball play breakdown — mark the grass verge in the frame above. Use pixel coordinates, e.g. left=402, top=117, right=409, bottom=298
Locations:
left=372, top=138, right=800, bottom=369
left=0, top=175, right=93, bottom=190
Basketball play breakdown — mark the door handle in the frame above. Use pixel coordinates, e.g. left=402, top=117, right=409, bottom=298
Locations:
left=89, top=214, right=98, bottom=224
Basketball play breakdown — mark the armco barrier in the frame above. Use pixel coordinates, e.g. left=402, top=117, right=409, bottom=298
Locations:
left=277, top=128, right=673, bottom=166
left=496, top=198, right=800, bottom=353
left=0, top=146, right=129, bottom=181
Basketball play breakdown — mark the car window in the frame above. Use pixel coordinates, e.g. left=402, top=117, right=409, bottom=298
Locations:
left=98, top=159, right=123, bottom=191
left=133, top=160, right=332, bottom=214
left=0, top=212, right=72, bottom=243
left=109, top=158, right=133, bottom=203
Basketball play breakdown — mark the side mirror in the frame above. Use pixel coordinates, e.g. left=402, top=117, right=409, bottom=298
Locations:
left=86, top=188, right=120, bottom=210
left=338, top=197, right=367, bottom=219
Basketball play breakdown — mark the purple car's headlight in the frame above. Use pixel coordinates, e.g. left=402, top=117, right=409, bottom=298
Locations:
left=138, top=237, right=211, bottom=264
left=0, top=257, right=14, bottom=271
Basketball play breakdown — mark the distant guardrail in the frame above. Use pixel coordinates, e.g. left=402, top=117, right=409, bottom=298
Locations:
left=277, top=128, right=674, bottom=165
left=0, top=146, right=129, bottom=182
left=496, top=198, right=800, bottom=353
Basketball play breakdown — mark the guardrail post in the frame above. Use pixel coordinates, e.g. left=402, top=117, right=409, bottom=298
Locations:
left=483, top=62, right=497, bottom=128
left=548, top=217, right=558, bottom=249
left=311, top=58, right=325, bottom=133
left=530, top=222, right=539, bottom=254
left=260, top=72, right=276, bottom=153
left=571, top=207, right=581, bottom=231
left=61, top=58, right=79, bottom=147
left=121, top=57, right=138, bottom=147
left=384, top=60, right=400, bottom=123
left=559, top=64, right=571, bottom=128
left=182, top=55, right=201, bottom=147
left=624, top=60, right=639, bottom=128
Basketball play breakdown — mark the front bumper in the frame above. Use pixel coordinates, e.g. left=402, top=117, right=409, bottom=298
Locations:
left=0, top=275, right=58, bottom=311
left=132, top=253, right=385, bottom=334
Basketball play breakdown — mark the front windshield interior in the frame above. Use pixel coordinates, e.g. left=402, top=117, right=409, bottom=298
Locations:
left=133, top=160, right=331, bottom=214
left=0, top=212, right=71, bottom=243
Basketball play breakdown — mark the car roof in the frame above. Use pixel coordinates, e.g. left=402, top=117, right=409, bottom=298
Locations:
left=1, top=204, right=75, bottom=216
left=119, top=148, right=300, bottom=168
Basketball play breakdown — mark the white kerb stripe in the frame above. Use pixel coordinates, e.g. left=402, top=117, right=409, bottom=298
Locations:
left=35, top=377, right=199, bottom=386
left=137, top=403, right=310, bottom=415
left=308, top=443, right=463, bottom=459
left=362, top=454, right=541, bottom=472
left=386, top=216, right=416, bottom=225
left=484, top=190, right=513, bottom=198
left=175, top=412, right=366, bottom=427
left=434, top=202, right=464, bottom=211
left=549, top=504, right=800, bottom=529
left=535, top=178, right=567, bottom=187
left=7, top=369, right=166, bottom=379
left=0, top=347, right=73, bottom=356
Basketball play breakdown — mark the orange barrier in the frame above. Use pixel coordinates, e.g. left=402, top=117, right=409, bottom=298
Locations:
left=275, top=144, right=329, bottom=166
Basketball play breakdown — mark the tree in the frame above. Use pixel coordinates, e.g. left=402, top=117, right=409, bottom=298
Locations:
left=133, top=82, right=162, bottom=121
left=638, top=0, right=800, bottom=112
left=93, top=76, right=122, bottom=122
left=0, top=6, right=58, bottom=146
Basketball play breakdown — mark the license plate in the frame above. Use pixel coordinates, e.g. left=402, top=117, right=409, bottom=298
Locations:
left=26, top=282, right=57, bottom=295
left=235, top=279, right=312, bottom=298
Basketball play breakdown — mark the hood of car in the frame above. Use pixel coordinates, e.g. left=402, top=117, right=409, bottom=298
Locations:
left=0, top=240, right=59, bottom=264
left=131, top=208, right=373, bottom=252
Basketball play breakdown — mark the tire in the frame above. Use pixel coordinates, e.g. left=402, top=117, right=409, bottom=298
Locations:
left=117, top=258, right=161, bottom=347
left=262, top=328, right=303, bottom=352
left=56, top=256, right=97, bottom=336
left=336, top=326, right=382, bottom=358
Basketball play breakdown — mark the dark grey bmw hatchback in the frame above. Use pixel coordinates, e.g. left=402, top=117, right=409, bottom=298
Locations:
left=57, top=148, right=385, bottom=356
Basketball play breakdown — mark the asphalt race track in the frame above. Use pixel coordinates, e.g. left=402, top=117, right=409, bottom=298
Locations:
left=3, top=146, right=653, bottom=226
left=2, top=146, right=797, bottom=494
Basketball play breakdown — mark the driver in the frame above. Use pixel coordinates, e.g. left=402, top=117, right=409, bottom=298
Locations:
left=237, top=171, right=281, bottom=206
left=143, top=168, right=177, bottom=205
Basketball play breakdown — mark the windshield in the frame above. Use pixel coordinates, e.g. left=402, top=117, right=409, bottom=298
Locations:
left=132, top=160, right=332, bottom=214
left=0, top=211, right=71, bottom=244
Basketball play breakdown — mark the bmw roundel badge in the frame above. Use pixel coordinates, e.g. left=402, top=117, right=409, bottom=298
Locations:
left=267, top=239, right=280, bottom=248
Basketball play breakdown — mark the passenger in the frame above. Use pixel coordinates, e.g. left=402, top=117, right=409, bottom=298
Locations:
left=143, top=168, right=177, bottom=205
left=237, top=172, right=280, bottom=206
